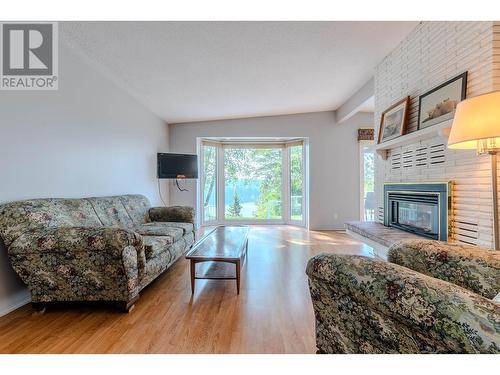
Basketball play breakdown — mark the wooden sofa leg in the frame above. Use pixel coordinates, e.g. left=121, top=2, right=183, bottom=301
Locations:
left=117, top=295, right=139, bottom=313
left=31, top=302, right=46, bottom=314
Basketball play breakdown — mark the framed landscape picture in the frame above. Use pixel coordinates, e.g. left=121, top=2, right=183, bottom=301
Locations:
left=377, top=96, right=410, bottom=144
left=417, top=72, right=467, bottom=130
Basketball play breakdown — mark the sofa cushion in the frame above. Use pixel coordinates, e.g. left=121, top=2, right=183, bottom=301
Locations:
left=156, top=222, right=194, bottom=235
left=143, top=235, right=173, bottom=260
left=134, top=223, right=184, bottom=242
left=169, top=232, right=194, bottom=265
left=149, top=206, right=195, bottom=224
left=119, top=195, right=151, bottom=225
left=139, top=232, right=195, bottom=289
left=0, top=198, right=102, bottom=246
left=87, top=196, right=135, bottom=229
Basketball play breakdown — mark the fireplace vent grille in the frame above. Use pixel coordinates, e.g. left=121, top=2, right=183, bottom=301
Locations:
left=454, top=220, right=479, bottom=246
left=389, top=142, right=446, bottom=170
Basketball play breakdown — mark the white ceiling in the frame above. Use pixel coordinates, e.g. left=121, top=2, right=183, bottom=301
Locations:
left=61, top=21, right=417, bottom=124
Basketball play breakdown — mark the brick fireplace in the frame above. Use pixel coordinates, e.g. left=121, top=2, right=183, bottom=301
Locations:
left=373, top=21, right=500, bottom=249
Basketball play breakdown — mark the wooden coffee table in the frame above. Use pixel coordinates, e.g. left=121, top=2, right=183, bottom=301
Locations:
left=185, top=226, right=249, bottom=294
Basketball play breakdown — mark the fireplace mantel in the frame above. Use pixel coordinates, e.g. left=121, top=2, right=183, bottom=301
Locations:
left=373, top=119, right=452, bottom=160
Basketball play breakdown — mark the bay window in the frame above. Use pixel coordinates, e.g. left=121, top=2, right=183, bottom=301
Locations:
left=199, top=139, right=307, bottom=226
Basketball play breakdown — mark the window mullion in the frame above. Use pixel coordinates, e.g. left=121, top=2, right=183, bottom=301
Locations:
left=217, top=145, right=225, bottom=224
left=199, top=142, right=205, bottom=226
left=283, top=146, right=290, bottom=223
left=302, top=144, right=306, bottom=226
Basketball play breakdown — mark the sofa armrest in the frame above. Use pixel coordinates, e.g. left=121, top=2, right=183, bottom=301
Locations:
left=149, top=206, right=195, bottom=224
left=7, top=227, right=145, bottom=303
left=388, top=239, right=500, bottom=299
left=306, top=253, right=500, bottom=354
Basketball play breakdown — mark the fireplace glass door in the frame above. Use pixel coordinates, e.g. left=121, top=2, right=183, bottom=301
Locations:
left=397, top=202, right=437, bottom=233
left=384, top=183, right=449, bottom=241
left=389, top=193, right=440, bottom=239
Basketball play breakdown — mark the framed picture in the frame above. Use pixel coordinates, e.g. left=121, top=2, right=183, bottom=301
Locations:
left=417, top=72, right=467, bottom=130
left=377, top=96, right=410, bottom=144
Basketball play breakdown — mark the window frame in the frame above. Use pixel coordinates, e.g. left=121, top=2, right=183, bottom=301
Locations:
left=359, top=140, right=375, bottom=221
left=288, top=143, right=306, bottom=226
left=198, top=138, right=307, bottom=227
left=199, top=142, right=218, bottom=224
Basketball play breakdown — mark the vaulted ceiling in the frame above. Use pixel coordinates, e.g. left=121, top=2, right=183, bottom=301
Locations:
left=61, top=21, right=417, bottom=123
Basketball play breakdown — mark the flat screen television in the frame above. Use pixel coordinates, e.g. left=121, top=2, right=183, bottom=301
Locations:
left=157, top=153, right=198, bottom=179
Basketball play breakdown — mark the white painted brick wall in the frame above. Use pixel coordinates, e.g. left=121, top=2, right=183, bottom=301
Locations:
left=374, top=21, right=499, bottom=249
left=494, top=22, right=500, bottom=90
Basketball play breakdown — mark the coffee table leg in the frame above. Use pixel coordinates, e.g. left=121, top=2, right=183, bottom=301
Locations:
left=235, top=259, right=241, bottom=294
left=190, top=260, right=196, bottom=294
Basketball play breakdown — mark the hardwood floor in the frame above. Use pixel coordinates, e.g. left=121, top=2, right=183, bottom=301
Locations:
left=0, top=226, right=374, bottom=354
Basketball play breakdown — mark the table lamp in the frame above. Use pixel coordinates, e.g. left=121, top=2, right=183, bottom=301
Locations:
left=448, top=91, right=500, bottom=249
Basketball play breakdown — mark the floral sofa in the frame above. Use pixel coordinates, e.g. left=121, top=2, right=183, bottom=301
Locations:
left=306, top=240, right=500, bottom=353
left=0, top=195, right=195, bottom=312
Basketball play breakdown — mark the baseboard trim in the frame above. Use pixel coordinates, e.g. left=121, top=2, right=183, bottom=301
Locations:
left=0, top=290, right=31, bottom=317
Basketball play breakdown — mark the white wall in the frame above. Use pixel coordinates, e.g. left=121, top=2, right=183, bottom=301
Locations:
left=0, top=44, right=169, bottom=316
left=168, top=111, right=373, bottom=230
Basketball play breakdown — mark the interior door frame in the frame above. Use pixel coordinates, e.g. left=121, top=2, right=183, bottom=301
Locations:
left=359, top=140, right=375, bottom=221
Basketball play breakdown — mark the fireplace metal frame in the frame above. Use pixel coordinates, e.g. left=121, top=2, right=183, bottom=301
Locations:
left=383, top=182, right=451, bottom=241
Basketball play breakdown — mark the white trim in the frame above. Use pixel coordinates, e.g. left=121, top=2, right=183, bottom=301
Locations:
left=197, top=137, right=203, bottom=228
left=282, top=145, right=290, bottom=223
left=287, top=143, right=306, bottom=226
left=0, top=289, right=31, bottom=317
left=304, top=138, right=310, bottom=229
left=359, top=143, right=365, bottom=220
left=359, top=141, right=375, bottom=221
left=217, top=146, right=225, bottom=224
left=202, top=137, right=305, bottom=145
left=198, top=140, right=221, bottom=227
left=222, top=143, right=285, bottom=149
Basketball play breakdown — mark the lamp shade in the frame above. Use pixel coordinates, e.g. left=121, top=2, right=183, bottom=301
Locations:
left=448, top=91, right=500, bottom=151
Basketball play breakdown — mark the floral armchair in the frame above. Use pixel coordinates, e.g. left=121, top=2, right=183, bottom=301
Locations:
left=306, top=240, right=500, bottom=353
